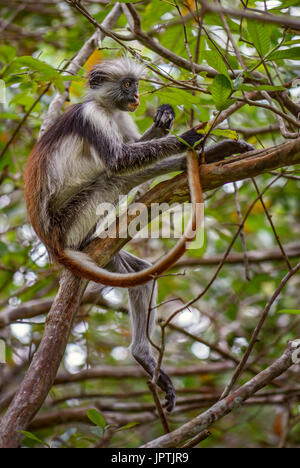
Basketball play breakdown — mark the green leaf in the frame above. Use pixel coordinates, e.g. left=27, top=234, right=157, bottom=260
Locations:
left=267, top=48, right=300, bottom=61
left=205, top=12, right=240, bottom=33
left=283, top=40, right=300, bottom=46
left=169, top=130, right=193, bottom=149
left=9, top=91, right=36, bottom=110
left=0, top=113, right=22, bottom=121
left=0, top=242, right=9, bottom=257
left=142, top=0, right=174, bottom=30
left=254, top=85, right=286, bottom=92
left=20, top=430, right=50, bottom=448
left=11, top=56, right=60, bottom=81
left=86, top=409, right=106, bottom=428
left=0, top=45, right=17, bottom=64
left=210, top=129, right=238, bottom=140
left=233, top=73, right=244, bottom=90
left=204, top=50, right=229, bottom=77
left=238, top=84, right=285, bottom=92
left=116, top=422, right=140, bottom=432
left=210, top=74, right=233, bottom=110
left=277, top=309, right=300, bottom=315
left=0, top=152, right=11, bottom=171
left=247, top=20, right=272, bottom=56
left=157, top=88, right=200, bottom=111
left=77, top=435, right=98, bottom=443
left=192, top=103, right=210, bottom=122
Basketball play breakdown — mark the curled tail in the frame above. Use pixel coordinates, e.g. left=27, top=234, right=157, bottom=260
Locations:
left=55, top=150, right=203, bottom=288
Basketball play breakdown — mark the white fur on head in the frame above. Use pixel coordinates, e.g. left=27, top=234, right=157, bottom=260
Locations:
left=88, top=57, right=145, bottom=84
left=86, top=58, right=145, bottom=108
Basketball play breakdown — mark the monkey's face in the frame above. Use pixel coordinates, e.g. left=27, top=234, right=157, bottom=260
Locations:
left=117, top=77, right=140, bottom=112
left=89, top=70, right=140, bottom=112
left=88, top=59, right=144, bottom=112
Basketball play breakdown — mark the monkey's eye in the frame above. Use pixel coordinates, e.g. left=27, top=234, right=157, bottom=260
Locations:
left=124, top=81, right=131, bottom=88
left=90, top=73, right=103, bottom=89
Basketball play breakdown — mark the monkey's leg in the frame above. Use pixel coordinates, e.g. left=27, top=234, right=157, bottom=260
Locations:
left=107, top=250, right=176, bottom=412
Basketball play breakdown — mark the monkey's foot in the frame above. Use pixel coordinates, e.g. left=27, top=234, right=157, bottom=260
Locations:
left=132, top=353, right=176, bottom=412
left=154, top=104, right=175, bottom=130
left=157, top=369, right=176, bottom=412
left=204, top=140, right=255, bottom=164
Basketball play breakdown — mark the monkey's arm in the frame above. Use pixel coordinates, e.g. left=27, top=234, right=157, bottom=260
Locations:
left=138, top=104, right=175, bottom=142
left=104, top=127, right=203, bottom=174
left=122, top=139, right=254, bottom=188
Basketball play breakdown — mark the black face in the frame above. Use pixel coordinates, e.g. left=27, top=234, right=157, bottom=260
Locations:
left=118, top=76, right=140, bottom=112
left=89, top=71, right=140, bottom=112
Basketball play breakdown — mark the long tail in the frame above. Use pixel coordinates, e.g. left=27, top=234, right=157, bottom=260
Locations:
left=56, top=150, right=203, bottom=288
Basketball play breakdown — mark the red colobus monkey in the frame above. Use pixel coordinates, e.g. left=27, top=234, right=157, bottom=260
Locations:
left=24, top=58, right=252, bottom=410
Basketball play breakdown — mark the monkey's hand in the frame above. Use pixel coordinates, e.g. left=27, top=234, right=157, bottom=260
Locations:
left=154, top=104, right=175, bottom=130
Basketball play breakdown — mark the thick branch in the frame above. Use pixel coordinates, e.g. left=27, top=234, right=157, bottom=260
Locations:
left=0, top=273, right=87, bottom=448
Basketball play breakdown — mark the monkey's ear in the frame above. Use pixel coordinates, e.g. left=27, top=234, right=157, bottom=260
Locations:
left=89, top=71, right=104, bottom=89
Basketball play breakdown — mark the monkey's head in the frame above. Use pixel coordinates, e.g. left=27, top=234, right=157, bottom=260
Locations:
left=88, top=58, right=145, bottom=112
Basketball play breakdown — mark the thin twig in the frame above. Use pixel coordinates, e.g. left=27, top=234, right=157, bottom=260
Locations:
left=147, top=380, right=171, bottom=434
left=233, top=182, right=251, bottom=281
left=220, top=262, right=300, bottom=399
left=251, top=178, right=293, bottom=271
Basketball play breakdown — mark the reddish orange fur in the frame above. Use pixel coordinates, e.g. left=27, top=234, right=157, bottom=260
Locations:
left=24, top=144, right=60, bottom=255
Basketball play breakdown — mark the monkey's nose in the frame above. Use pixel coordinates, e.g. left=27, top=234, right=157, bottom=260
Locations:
left=128, top=93, right=140, bottom=111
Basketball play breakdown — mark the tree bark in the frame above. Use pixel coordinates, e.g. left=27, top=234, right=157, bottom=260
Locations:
left=0, top=273, right=86, bottom=448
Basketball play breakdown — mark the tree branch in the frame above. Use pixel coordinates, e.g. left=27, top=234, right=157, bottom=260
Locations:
left=54, top=362, right=235, bottom=385
left=0, top=272, right=87, bottom=448
left=141, top=341, right=300, bottom=448
left=200, top=0, right=300, bottom=30
left=174, top=242, right=300, bottom=269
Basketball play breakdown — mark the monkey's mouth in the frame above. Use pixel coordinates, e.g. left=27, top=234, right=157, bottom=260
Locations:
left=127, top=99, right=140, bottom=111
